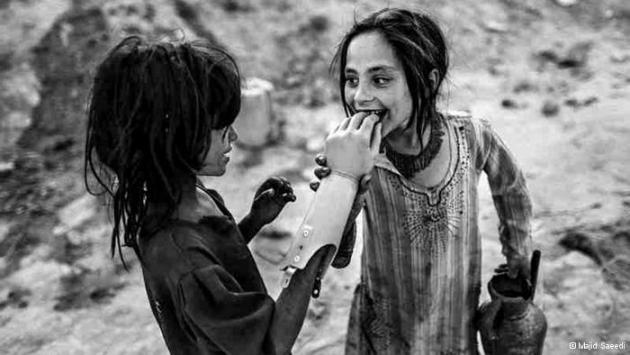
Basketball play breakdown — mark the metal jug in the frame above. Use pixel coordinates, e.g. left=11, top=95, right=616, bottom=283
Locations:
left=477, top=250, right=547, bottom=355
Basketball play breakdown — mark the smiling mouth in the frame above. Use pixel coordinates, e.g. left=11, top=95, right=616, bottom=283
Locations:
left=355, top=109, right=387, bottom=122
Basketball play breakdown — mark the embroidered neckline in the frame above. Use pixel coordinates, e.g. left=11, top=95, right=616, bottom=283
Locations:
left=390, top=119, right=468, bottom=206
left=383, top=114, right=445, bottom=178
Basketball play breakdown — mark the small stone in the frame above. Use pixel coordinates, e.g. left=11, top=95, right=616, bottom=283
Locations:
left=541, top=101, right=560, bottom=117
left=305, top=15, right=329, bottom=33
left=513, top=80, right=536, bottom=93
left=0, top=161, right=15, bottom=177
left=535, top=49, right=560, bottom=64
left=483, top=20, right=508, bottom=33
left=501, top=98, right=518, bottom=109
left=564, top=96, right=598, bottom=109
left=558, top=42, right=592, bottom=69
left=555, top=0, right=579, bottom=6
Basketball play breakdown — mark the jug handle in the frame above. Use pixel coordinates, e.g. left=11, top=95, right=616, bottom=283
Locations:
left=530, top=250, right=541, bottom=301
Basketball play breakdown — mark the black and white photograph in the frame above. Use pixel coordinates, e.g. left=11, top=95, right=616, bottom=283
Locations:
left=0, top=0, right=628, bottom=354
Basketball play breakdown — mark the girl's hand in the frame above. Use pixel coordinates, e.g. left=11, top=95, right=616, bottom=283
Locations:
left=249, top=176, right=296, bottom=226
left=494, top=254, right=531, bottom=282
left=324, top=112, right=382, bottom=178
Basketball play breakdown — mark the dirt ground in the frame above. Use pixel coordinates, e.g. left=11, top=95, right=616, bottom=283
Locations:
left=0, top=0, right=629, bottom=354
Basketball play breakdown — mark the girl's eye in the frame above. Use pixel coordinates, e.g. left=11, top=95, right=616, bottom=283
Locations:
left=374, top=77, right=391, bottom=86
left=345, top=77, right=359, bottom=88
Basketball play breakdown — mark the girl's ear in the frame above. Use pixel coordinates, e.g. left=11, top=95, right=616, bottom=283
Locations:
left=428, top=69, right=440, bottom=94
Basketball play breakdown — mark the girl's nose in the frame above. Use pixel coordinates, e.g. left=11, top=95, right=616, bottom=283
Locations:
left=353, top=82, right=374, bottom=105
left=228, top=126, right=238, bottom=142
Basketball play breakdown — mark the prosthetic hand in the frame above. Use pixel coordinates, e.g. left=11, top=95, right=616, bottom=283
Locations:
left=280, top=112, right=382, bottom=294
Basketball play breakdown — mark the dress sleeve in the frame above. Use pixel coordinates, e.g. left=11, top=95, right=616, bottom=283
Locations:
left=332, top=194, right=365, bottom=268
left=475, top=118, right=533, bottom=260
left=177, top=264, right=276, bottom=355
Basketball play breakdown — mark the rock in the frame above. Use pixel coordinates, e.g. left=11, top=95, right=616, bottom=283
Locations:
left=560, top=231, right=600, bottom=263
left=0, top=161, right=14, bottom=177
left=564, top=96, right=598, bottom=108
left=559, top=227, right=630, bottom=290
left=483, top=20, right=508, bottom=33
left=300, top=14, right=330, bottom=34
left=501, top=98, right=519, bottom=109
left=233, top=77, right=276, bottom=148
left=534, top=43, right=591, bottom=72
left=513, top=80, right=536, bottom=93
left=558, top=42, right=592, bottom=69
left=535, top=49, right=560, bottom=64
left=554, top=0, right=579, bottom=6
left=0, top=287, right=32, bottom=310
left=541, top=101, right=560, bottom=117
left=216, top=0, right=252, bottom=13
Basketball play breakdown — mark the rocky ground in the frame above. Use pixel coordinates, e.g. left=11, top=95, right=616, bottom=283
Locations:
left=0, top=0, right=629, bottom=354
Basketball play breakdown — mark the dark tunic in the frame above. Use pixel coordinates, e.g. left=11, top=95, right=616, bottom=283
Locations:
left=139, top=189, right=276, bottom=355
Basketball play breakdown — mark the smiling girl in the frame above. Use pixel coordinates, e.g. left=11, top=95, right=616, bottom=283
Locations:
left=313, top=8, right=534, bottom=354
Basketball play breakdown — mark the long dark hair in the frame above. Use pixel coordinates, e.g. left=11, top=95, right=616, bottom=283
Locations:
left=84, top=36, right=241, bottom=261
left=331, top=8, right=449, bottom=141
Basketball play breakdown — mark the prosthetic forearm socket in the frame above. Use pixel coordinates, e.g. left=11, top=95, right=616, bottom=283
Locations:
left=280, top=171, right=358, bottom=288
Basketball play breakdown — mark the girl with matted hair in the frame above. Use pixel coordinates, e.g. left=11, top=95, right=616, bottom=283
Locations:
left=85, top=35, right=381, bottom=354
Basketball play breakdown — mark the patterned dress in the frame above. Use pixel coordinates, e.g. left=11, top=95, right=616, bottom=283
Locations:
left=345, top=113, right=532, bottom=355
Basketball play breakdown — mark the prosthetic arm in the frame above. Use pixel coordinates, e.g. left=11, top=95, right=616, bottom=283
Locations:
left=280, top=172, right=358, bottom=293
left=279, top=113, right=382, bottom=296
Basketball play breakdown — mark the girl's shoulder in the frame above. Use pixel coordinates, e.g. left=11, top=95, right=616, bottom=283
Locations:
left=442, top=110, right=492, bottom=145
left=442, top=110, right=490, bottom=131
left=140, top=215, right=241, bottom=272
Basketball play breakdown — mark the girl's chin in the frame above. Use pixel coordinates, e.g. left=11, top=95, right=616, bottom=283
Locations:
left=198, top=166, right=227, bottom=177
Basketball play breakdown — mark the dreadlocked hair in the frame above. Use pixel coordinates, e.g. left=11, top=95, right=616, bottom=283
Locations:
left=331, top=8, right=449, bottom=144
left=84, top=36, right=241, bottom=263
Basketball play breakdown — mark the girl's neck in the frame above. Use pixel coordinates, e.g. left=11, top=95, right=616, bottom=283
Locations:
left=386, top=116, right=431, bottom=155
left=178, top=179, right=222, bottom=221
left=147, top=176, right=222, bottom=222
